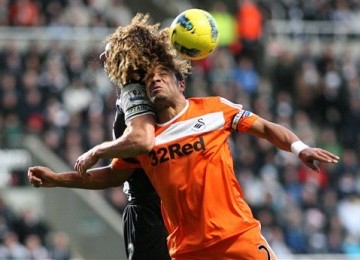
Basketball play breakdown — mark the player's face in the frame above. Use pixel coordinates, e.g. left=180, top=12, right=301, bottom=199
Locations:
left=146, top=64, right=185, bottom=105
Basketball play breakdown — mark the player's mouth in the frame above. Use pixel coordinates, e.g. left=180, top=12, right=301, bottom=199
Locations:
left=151, top=85, right=162, bottom=95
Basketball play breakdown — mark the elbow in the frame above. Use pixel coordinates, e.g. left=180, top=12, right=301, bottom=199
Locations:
left=134, top=134, right=155, bottom=153
left=129, top=130, right=155, bottom=154
left=125, top=115, right=155, bottom=155
left=140, top=142, right=154, bottom=154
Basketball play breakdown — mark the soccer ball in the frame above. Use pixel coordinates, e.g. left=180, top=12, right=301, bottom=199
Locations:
left=169, top=9, right=219, bottom=60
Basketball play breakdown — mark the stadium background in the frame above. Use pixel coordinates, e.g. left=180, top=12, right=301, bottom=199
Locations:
left=0, top=0, right=360, bottom=259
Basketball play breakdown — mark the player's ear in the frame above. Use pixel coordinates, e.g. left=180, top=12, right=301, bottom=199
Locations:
left=100, top=42, right=111, bottom=62
left=179, top=80, right=186, bottom=93
left=99, top=51, right=106, bottom=62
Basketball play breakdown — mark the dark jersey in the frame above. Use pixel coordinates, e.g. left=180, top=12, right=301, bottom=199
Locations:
left=113, top=98, right=170, bottom=260
left=112, top=107, right=157, bottom=200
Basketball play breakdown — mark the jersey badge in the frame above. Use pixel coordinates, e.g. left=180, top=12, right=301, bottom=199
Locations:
left=191, top=118, right=206, bottom=131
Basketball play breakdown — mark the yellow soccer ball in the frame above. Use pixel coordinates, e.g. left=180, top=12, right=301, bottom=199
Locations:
left=169, top=9, right=219, bottom=60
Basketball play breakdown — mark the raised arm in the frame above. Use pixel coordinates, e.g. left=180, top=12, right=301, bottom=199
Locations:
left=75, top=83, right=155, bottom=175
left=28, top=165, right=134, bottom=190
left=87, top=114, right=155, bottom=159
left=246, top=117, right=339, bottom=171
left=75, top=32, right=157, bottom=175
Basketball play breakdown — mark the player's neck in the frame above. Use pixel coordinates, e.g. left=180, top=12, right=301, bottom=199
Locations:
left=156, top=98, right=187, bottom=124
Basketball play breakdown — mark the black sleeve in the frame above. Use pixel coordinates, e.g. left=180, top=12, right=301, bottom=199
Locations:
left=113, top=109, right=127, bottom=139
left=113, top=99, right=139, bottom=164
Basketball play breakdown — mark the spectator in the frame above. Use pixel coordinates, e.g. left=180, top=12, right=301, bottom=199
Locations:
left=14, top=209, right=49, bottom=245
left=210, top=2, right=237, bottom=48
left=342, top=233, right=360, bottom=255
left=60, top=0, right=91, bottom=27
left=235, top=0, right=264, bottom=70
left=8, top=0, right=41, bottom=26
left=0, top=0, right=9, bottom=25
left=283, top=206, right=307, bottom=253
left=0, top=231, right=29, bottom=259
left=25, top=233, right=50, bottom=259
left=48, top=232, right=72, bottom=260
left=233, top=56, right=260, bottom=97
left=268, top=226, right=293, bottom=257
left=3, top=113, right=23, bottom=148
left=0, top=197, right=17, bottom=235
left=337, top=193, right=360, bottom=237
left=103, top=0, right=132, bottom=27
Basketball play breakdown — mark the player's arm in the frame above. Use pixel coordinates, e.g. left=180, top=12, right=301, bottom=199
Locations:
left=75, top=115, right=154, bottom=174
left=246, top=117, right=299, bottom=151
left=75, top=83, right=155, bottom=175
left=28, top=165, right=134, bottom=189
left=89, top=114, right=155, bottom=159
left=246, top=117, right=339, bottom=171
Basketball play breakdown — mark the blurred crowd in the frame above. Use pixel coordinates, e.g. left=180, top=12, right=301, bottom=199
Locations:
left=0, top=196, right=71, bottom=259
left=0, top=0, right=360, bottom=258
left=268, top=0, right=360, bottom=22
left=0, top=0, right=133, bottom=27
left=2, top=0, right=360, bottom=28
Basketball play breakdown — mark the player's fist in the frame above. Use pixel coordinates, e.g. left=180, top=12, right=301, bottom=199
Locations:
left=28, top=166, right=58, bottom=188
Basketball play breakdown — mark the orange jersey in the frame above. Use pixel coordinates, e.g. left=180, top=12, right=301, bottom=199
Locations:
left=112, top=96, right=260, bottom=257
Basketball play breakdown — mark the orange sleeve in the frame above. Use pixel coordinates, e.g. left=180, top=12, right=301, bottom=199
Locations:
left=217, top=97, right=259, bottom=133
left=231, top=110, right=259, bottom=132
left=111, top=158, right=141, bottom=170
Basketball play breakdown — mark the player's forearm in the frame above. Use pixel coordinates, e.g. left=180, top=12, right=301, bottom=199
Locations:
left=53, top=171, right=91, bottom=188
left=94, top=126, right=155, bottom=159
left=248, top=118, right=300, bottom=151
left=263, top=122, right=300, bottom=151
left=55, top=166, right=124, bottom=189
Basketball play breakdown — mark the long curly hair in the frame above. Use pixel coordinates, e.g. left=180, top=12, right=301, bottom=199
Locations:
left=104, top=13, right=191, bottom=88
left=144, top=27, right=192, bottom=84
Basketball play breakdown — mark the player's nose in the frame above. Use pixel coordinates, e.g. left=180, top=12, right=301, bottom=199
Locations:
left=152, top=72, right=161, bottom=82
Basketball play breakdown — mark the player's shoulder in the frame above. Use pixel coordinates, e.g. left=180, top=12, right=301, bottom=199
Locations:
left=188, top=96, right=240, bottom=109
left=187, top=96, right=221, bottom=106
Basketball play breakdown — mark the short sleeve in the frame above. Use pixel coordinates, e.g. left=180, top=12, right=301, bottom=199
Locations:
left=217, top=97, right=258, bottom=133
left=111, top=158, right=141, bottom=170
left=231, top=110, right=259, bottom=132
left=119, top=83, right=155, bottom=125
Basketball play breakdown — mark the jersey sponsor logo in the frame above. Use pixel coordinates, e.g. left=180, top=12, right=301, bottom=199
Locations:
left=149, top=136, right=205, bottom=166
left=155, top=112, right=224, bottom=145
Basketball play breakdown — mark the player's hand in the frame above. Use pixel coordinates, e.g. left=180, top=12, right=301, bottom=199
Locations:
left=298, top=148, right=339, bottom=172
left=28, top=166, right=57, bottom=188
left=74, top=148, right=99, bottom=175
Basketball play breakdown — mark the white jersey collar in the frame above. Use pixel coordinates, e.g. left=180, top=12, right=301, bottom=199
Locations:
left=156, top=100, right=189, bottom=127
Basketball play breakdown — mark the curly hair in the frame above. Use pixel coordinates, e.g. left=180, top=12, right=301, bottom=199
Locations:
left=104, top=13, right=191, bottom=88
left=144, top=27, right=192, bottom=84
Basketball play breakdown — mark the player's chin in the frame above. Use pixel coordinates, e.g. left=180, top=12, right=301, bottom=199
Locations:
left=150, top=87, right=162, bottom=96
left=149, top=91, right=162, bottom=100
left=150, top=95, right=167, bottom=105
